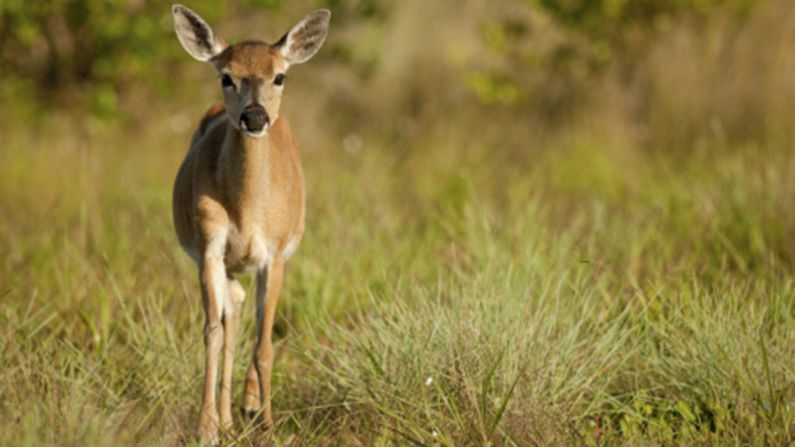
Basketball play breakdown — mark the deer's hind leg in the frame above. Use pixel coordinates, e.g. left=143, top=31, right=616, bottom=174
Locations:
left=242, top=363, right=260, bottom=419
left=241, top=272, right=264, bottom=419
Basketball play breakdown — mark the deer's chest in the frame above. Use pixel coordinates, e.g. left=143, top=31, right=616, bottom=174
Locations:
left=224, top=226, right=273, bottom=274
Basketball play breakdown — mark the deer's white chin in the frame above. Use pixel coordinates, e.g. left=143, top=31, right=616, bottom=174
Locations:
left=241, top=127, right=268, bottom=138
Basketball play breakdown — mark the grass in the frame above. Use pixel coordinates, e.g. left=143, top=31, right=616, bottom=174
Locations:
left=0, top=104, right=793, bottom=446
left=4, top=0, right=795, bottom=444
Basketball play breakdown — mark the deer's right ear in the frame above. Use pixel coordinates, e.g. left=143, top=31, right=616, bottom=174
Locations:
left=172, top=4, right=227, bottom=62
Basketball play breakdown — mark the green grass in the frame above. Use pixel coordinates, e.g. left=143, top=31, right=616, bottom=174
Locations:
left=1, top=112, right=793, bottom=446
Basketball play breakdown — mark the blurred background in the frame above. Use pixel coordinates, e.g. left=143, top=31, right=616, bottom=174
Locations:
left=4, top=0, right=795, bottom=151
left=1, top=0, right=794, bottom=445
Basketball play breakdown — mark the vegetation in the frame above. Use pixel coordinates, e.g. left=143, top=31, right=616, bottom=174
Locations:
left=1, top=0, right=793, bottom=445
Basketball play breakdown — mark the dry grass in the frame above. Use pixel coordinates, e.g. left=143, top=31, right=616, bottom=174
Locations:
left=1, top=0, right=795, bottom=445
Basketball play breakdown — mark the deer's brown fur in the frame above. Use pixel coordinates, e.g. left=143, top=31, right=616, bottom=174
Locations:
left=173, top=104, right=305, bottom=269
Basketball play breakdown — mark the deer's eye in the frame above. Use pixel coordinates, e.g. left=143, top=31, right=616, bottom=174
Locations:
left=221, top=74, right=235, bottom=89
left=274, top=73, right=285, bottom=86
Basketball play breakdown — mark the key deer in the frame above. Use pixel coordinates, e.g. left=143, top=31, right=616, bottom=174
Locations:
left=170, top=4, right=330, bottom=444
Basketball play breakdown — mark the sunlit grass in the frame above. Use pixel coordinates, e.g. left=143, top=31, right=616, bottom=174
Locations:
left=0, top=107, right=793, bottom=446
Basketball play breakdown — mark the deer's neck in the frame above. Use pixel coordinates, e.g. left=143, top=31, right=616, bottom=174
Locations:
left=220, top=126, right=271, bottom=231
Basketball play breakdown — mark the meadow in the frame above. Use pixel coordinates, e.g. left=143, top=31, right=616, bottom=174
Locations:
left=1, top=0, right=794, bottom=445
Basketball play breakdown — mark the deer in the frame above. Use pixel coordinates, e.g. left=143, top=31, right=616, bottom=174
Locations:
left=170, top=4, right=330, bottom=444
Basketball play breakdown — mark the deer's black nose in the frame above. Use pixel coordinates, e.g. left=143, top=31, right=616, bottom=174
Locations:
left=240, top=105, right=269, bottom=133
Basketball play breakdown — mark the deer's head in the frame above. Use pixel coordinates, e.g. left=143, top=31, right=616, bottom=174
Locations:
left=173, top=4, right=330, bottom=137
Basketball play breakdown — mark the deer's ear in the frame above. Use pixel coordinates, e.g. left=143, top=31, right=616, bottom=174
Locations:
left=172, top=4, right=227, bottom=62
left=275, top=9, right=330, bottom=67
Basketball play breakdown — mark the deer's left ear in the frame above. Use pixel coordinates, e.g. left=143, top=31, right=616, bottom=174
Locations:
left=275, top=9, right=331, bottom=67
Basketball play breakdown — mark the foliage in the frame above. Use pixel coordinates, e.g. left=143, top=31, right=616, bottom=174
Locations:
left=0, top=1, right=268, bottom=115
left=0, top=0, right=763, bottom=119
left=533, top=0, right=757, bottom=40
left=461, top=0, right=763, bottom=124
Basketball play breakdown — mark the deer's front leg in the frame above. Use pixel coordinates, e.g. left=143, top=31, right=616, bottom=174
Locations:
left=250, top=258, right=285, bottom=430
left=219, top=278, right=244, bottom=428
left=198, top=233, right=229, bottom=445
left=241, top=276, right=263, bottom=419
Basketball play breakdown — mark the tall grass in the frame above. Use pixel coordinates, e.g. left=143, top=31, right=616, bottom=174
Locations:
left=2, top=0, right=795, bottom=445
left=1, top=109, right=793, bottom=445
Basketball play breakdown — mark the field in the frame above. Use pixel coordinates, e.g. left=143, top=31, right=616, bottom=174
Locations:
left=1, top=1, right=795, bottom=445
